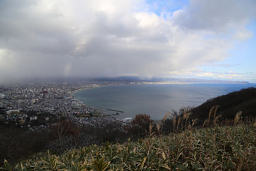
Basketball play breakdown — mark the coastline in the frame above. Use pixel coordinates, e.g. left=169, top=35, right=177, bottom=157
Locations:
left=71, top=84, right=101, bottom=96
left=70, top=84, right=102, bottom=107
left=71, top=84, right=123, bottom=119
left=69, top=83, right=256, bottom=120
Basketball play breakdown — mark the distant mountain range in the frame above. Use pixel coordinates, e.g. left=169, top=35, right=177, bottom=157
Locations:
left=2, top=76, right=249, bottom=85
left=92, top=76, right=249, bottom=84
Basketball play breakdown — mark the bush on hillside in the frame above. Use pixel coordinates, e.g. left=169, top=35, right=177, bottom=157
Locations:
left=50, top=118, right=80, bottom=139
left=85, top=121, right=128, bottom=142
left=127, top=114, right=152, bottom=138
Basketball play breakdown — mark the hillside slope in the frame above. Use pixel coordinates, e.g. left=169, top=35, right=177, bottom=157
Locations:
left=3, top=125, right=256, bottom=170
left=191, top=87, right=256, bottom=122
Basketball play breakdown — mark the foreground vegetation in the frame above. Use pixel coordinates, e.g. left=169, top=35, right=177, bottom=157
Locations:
left=1, top=88, right=256, bottom=170
left=2, top=123, right=256, bottom=170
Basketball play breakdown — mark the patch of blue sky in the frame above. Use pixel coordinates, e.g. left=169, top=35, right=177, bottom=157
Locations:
left=199, top=21, right=256, bottom=82
left=146, top=0, right=189, bottom=16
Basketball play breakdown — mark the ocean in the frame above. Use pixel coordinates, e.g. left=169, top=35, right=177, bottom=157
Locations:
left=74, top=83, right=256, bottom=120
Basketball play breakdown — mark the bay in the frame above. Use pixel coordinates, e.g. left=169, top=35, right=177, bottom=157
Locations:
left=74, top=84, right=256, bottom=120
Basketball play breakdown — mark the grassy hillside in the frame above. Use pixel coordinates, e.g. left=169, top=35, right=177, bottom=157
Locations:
left=2, top=124, right=256, bottom=170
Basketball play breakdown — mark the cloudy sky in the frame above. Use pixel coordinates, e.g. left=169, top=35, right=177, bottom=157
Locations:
left=0, top=0, right=256, bottom=83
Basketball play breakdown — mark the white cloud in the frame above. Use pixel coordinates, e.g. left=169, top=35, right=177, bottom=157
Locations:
left=0, top=0, right=255, bottom=83
left=173, top=0, right=256, bottom=32
left=234, top=29, right=253, bottom=41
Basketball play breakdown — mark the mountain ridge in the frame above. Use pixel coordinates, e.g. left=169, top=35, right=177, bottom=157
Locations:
left=191, top=87, right=256, bottom=122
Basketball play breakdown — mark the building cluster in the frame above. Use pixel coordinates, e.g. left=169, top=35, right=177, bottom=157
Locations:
left=0, top=83, right=97, bottom=129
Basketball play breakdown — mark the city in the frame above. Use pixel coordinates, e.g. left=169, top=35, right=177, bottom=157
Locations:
left=0, top=82, right=118, bottom=130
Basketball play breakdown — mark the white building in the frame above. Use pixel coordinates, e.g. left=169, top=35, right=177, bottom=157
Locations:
left=0, top=93, right=5, bottom=99
left=7, top=109, right=20, bottom=115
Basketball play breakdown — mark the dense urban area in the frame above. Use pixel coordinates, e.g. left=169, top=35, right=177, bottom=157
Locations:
left=0, top=81, right=120, bottom=130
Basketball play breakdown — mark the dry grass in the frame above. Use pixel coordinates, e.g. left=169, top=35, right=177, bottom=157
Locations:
left=3, top=124, right=256, bottom=170
left=1, top=107, right=256, bottom=170
left=202, top=106, right=220, bottom=127
left=234, top=111, right=242, bottom=125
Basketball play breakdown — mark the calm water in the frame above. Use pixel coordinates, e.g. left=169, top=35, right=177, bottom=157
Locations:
left=74, top=84, right=256, bottom=120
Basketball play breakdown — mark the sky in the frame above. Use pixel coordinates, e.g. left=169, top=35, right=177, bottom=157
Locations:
left=0, top=0, right=256, bottom=83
